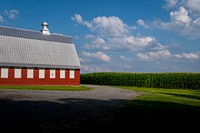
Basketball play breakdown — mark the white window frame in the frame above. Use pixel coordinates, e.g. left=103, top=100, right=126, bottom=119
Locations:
left=60, top=70, right=65, bottom=79
left=39, top=69, right=45, bottom=79
left=50, top=69, right=56, bottom=78
left=1, top=68, right=8, bottom=78
left=14, top=68, right=21, bottom=78
left=69, top=70, right=75, bottom=79
left=27, top=69, right=34, bottom=78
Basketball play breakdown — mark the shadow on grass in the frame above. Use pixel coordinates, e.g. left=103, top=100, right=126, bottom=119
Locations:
left=160, top=92, right=200, bottom=100
left=0, top=98, right=200, bottom=133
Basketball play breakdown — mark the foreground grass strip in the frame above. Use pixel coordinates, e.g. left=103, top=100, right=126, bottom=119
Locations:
left=0, top=86, right=91, bottom=91
left=120, top=86, right=200, bottom=106
left=98, top=86, right=200, bottom=132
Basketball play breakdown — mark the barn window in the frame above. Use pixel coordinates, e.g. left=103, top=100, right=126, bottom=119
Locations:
left=1, top=68, right=8, bottom=78
left=50, top=69, right=55, bottom=78
left=69, top=70, right=75, bottom=79
left=14, top=68, right=21, bottom=78
left=60, top=70, right=65, bottom=78
left=27, top=69, right=34, bottom=78
left=39, top=69, right=45, bottom=78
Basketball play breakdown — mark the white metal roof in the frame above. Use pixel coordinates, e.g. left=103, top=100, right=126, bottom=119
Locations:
left=0, top=32, right=81, bottom=69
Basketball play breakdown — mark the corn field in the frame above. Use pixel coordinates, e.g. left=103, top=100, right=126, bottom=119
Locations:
left=81, top=72, right=200, bottom=89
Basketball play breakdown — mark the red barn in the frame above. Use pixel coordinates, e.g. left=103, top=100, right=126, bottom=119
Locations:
left=0, top=22, right=81, bottom=86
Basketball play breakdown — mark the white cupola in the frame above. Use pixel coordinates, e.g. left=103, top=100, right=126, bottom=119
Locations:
left=41, top=22, right=50, bottom=35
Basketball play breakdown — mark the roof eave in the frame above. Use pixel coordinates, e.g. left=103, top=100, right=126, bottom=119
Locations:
left=0, top=63, right=81, bottom=69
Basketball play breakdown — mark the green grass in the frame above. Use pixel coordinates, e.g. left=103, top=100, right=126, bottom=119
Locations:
left=99, top=86, right=200, bottom=132
left=120, top=86, right=200, bottom=106
left=0, top=85, right=91, bottom=91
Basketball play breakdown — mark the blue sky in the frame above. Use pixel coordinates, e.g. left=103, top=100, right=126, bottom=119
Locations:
left=0, top=0, right=200, bottom=73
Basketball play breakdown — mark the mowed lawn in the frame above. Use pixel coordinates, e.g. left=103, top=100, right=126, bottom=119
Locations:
left=0, top=85, right=91, bottom=91
left=100, top=86, right=200, bottom=132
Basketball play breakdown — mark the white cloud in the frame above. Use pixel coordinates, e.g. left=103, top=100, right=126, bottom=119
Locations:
left=83, top=37, right=109, bottom=50
left=72, top=6, right=200, bottom=72
left=120, top=55, right=132, bottom=62
left=137, top=49, right=172, bottom=61
left=72, top=14, right=132, bottom=37
left=193, top=18, right=200, bottom=26
left=73, top=14, right=165, bottom=52
left=164, top=0, right=180, bottom=9
left=0, top=15, right=4, bottom=22
left=137, top=19, right=148, bottom=28
left=85, top=34, right=95, bottom=39
left=71, top=14, right=93, bottom=28
left=153, top=6, right=200, bottom=39
left=81, top=65, right=110, bottom=72
left=170, top=6, right=192, bottom=24
left=148, top=49, right=172, bottom=59
left=71, top=14, right=83, bottom=23
left=174, top=52, right=200, bottom=60
left=4, top=9, right=19, bottom=19
left=186, top=0, right=200, bottom=16
left=137, top=53, right=153, bottom=61
left=97, top=36, right=158, bottom=52
left=92, top=16, right=129, bottom=37
left=81, top=51, right=110, bottom=62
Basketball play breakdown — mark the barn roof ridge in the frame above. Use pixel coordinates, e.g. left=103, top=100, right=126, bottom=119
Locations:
left=0, top=25, right=72, bottom=43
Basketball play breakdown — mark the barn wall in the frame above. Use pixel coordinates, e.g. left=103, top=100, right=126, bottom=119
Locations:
left=0, top=67, right=80, bottom=86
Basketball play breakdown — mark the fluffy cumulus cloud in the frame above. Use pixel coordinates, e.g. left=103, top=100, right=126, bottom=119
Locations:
left=72, top=14, right=163, bottom=52
left=81, top=51, right=110, bottom=62
left=81, top=65, right=110, bottom=72
left=186, top=0, right=200, bottom=16
left=170, top=6, right=192, bottom=23
left=120, top=55, right=132, bottom=62
left=137, top=19, right=148, bottom=28
left=153, top=0, right=200, bottom=39
left=72, top=14, right=130, bottom=37
left=137, top=49, right=172, bottom=62
left=71, top=14, right=92, bottom=28
left=4, top=9, right=20, bottom=19
left=72, top=13, right=200, bottom=72
left=72, top=14, right=175, bottom=72
left=174, top=52, right=200, bottom=60
left=163, top=0, right=180, bottom=9
left=92, top=16, right=129, bottom=37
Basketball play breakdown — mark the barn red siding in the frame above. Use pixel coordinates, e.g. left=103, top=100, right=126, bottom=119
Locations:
left=0, top=67, right=80, bottom=86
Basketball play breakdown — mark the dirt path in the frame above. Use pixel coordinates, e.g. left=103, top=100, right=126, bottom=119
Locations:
left=0, top=85, right=143, bottom=133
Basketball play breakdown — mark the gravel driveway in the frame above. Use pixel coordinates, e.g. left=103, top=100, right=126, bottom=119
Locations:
left=0, top=85, right=143, bottom=132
